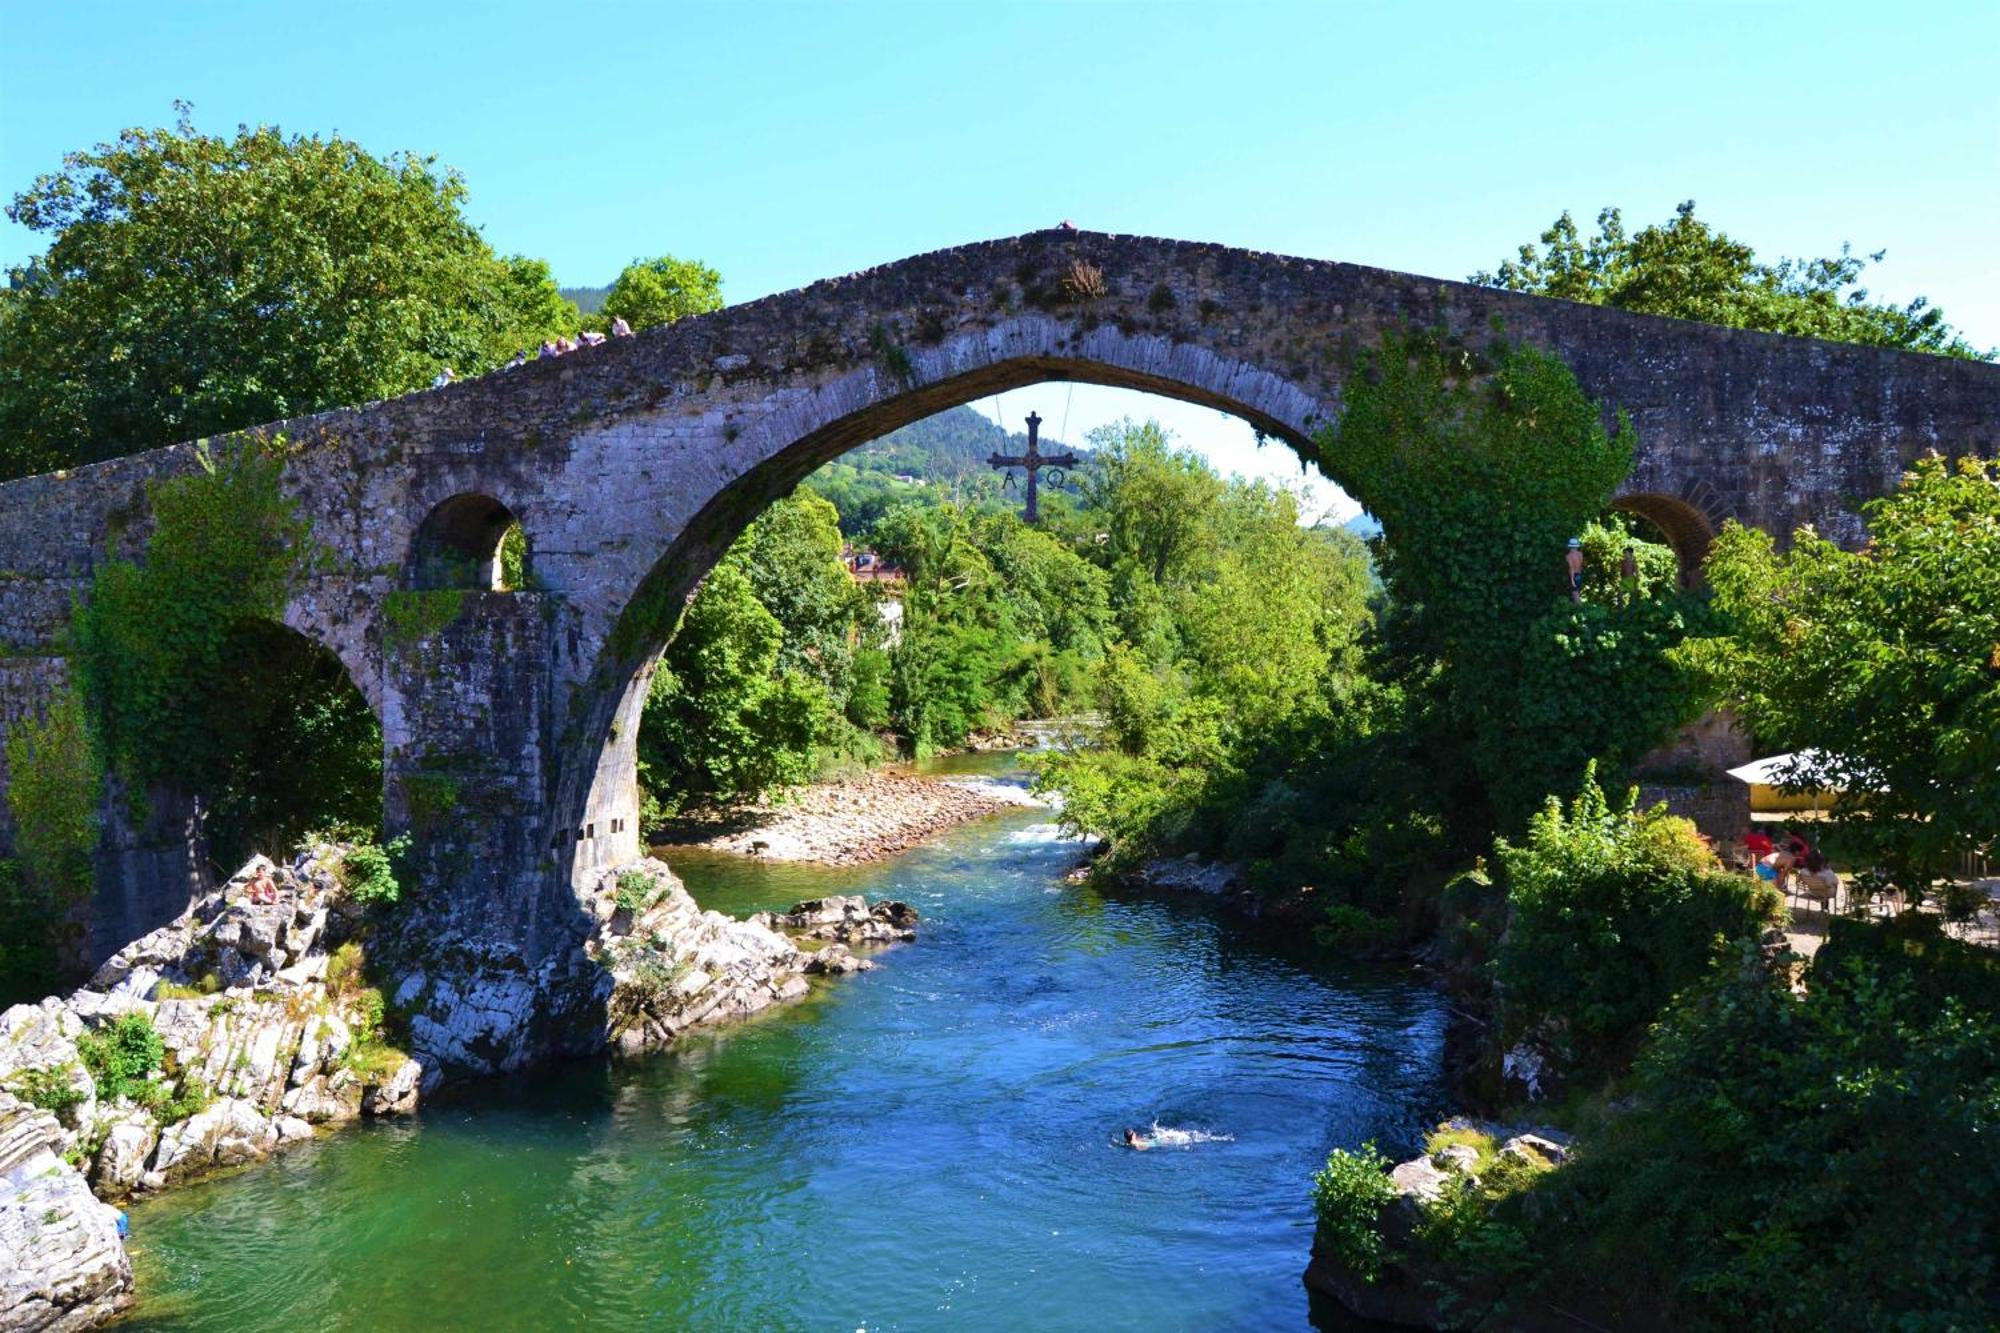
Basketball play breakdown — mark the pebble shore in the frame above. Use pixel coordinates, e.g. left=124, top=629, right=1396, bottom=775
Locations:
left=652, top=769, right=1040, bottom=866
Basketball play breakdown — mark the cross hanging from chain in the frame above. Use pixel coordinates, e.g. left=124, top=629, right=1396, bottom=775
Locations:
left=987, top=412, right=1078, bottom=524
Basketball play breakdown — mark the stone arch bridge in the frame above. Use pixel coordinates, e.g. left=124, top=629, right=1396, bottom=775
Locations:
left=0, top=230, right=1994, bottom=1061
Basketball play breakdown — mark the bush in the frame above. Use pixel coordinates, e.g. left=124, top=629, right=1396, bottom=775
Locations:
left=614, top=870, right=660, bottom=913
left=9, top=1064, right=85, bottom=1117
left=1311, top=1142, right=1398, bottom=1281
left=1518, top=945, right=2000, bottom=1329
left=1494, top=764, right=1779, bottom=1073
left=337, top=837, right=410, bottom=906
left=76, top=1012, right=165, bottom=1104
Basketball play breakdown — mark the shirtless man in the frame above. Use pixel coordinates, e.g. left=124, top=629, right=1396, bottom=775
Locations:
left=1565, top=538, right=1585, bottom=603
left=1122, top=1128, right=1150, bottom=1151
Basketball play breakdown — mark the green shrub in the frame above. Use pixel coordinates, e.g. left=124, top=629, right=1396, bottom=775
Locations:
left=8, top=1064, right=85, bottom=1117
left=1494, top=764, right=1780, bottom=1073
left=1313, top=903, right=1401, bottom=952
left=1517, top=944, right=2000, bottom=1329
left=336, top=836, right=409, bottom=906
left=76, top=1012, right=165, bottom=1104
left=1311, top=1142, right=1398, bottom=1281
left=614, top=870, right=661, bottom=913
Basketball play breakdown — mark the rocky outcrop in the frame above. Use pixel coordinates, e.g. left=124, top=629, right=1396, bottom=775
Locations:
left=0, top=1093, right=129, bottom=1332
left=1303, top=1122, right=1572, bottom=1330
left=753, top=896, right=919, bottom=947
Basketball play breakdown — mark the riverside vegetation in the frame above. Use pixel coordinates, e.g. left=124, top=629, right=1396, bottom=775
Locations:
left=0, top=103, right=1995, bottom=1330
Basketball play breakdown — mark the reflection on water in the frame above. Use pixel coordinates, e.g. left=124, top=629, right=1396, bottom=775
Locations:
left=120, top=758, right=1444, bottom=1332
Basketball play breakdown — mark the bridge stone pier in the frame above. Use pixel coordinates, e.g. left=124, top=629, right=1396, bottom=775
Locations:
left=0, top=229, right=1994, bottom=1069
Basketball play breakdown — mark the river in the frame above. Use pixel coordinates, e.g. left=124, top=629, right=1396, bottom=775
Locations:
left=117, top=757, right=1445, bottom=1331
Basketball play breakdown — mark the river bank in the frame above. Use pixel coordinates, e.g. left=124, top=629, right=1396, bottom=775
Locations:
left=0, top=847, right=917, bottom=1331
left=649, top=765, right=1040, bottom=866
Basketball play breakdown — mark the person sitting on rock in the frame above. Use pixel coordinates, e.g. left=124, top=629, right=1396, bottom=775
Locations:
left=246, top=865, right=279, bottom=906
left=610, top=315, right=634, bottom=338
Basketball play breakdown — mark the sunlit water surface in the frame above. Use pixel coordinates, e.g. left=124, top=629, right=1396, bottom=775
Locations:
left=119, top=757, right=1444, bottom=1331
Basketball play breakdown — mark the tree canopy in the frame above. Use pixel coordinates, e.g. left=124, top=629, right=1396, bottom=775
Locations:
left=0, top=103, right=577, bottom=479
left=1700, top=454, right=2000, bottom=892
left=600, top=254, right=723, bottom=332
left=1473, top=201, right=1990, bottom=359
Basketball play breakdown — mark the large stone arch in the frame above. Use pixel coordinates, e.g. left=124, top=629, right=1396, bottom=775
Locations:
left=566, top=333, right=1336, bottom=889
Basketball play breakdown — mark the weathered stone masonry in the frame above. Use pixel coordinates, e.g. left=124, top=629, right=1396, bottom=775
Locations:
left=0, top=229, right=1993, bottom=1065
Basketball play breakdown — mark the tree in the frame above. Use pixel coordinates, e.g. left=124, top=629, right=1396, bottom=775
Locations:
left=638, top=563, right=827, bottom=806
left=600, top=254, right=723, bottom=332
left=0, top=103, right=577, bottom=478
left=1700, top=455, right=2000, bottom=896
left=1473, top=202, right=1990, bottom=359
left=730, top=492, right=873, bottom=696
left=1322, top=331, right=1696, bottom=826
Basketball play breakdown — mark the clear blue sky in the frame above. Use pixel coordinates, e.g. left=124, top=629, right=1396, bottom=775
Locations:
left=3, top=0, right=1995, bottom=515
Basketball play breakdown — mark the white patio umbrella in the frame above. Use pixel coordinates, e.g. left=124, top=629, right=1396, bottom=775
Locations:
left=1726, top=750, right=1849, bottom=818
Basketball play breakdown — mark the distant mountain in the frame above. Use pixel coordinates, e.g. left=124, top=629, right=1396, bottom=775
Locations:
left=847, top=406, right=1084, bottom=481
left=1342, top=512, right=1383, bottom=539
left=560, top=286, right=610, bottom=315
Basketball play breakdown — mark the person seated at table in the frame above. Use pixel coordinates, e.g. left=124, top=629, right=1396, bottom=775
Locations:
left=1794, top=849, right=1840, bottom=906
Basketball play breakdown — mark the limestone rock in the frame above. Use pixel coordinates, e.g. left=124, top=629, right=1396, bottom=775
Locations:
left=0, top=1092, right=131, bottom=1331
left=281, top=1071, right=362, bottom=1125
left=88, top=1114, right=158, bottom=1199
left=1388, top=1153, right=1452, bottom=1205
left=361, top=1059, right=423, bottom=1117
left=150, top=1098, right=278, bottom=1183
left=149, top=1096, right=278, bottom=1176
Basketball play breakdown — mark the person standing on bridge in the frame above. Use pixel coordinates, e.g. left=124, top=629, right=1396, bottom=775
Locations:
left=1565, top=538, right=1585, bottom=602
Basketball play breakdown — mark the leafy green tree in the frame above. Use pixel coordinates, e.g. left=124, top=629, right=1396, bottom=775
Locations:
left=1474, top=201, right=1990, bottom=358
left=639, top=563, right=827, bottom=806
left=487, top=254, right=580, bottom=360
left=1494, top=765, right=1779, bottom=1073
left=731, top=492, right=873, bottom=696
left=601, top=254, right=723, bottom=332
left=1700, top=455, right=2000, bottom=895
left=1083, top=419, right=1225, bottom=592
left=0, top=103, right=577, bottom=478
left=1323, top=331, right=1695, bottom=826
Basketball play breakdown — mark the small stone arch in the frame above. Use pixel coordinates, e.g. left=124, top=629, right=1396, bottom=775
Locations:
left=1610, top=491, right=1720, bottom=588
left=409, top=492, right=531, bottom=591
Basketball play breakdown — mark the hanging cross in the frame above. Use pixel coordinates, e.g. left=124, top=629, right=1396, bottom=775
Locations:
left=987, top=411, right=1078, bottom=524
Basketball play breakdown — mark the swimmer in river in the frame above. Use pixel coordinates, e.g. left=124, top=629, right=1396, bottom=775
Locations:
left=1122, top=1128, right=1150, bottom=1151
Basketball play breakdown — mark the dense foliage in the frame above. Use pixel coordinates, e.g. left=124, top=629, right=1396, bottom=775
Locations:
left=638, top=494, right=880, bottom=810
left=70, top=445, right=381, bottom=868
left=0, top=104, right=577, bottom=479
left=1493, top=766, right=1780, bottom=1072
left=1546, top=939, right=1996, bottom=1330
left=1311, top=1143, right=1398, bottom=1280
left=0, top=683, right=101, bottom=1000
left=1700, top=454, right=2000, bottom=894
left=598, top=254, right=723, bottom=332
left=1474, top=201, right=1991, bottom=359
left=1033, top=422, right=1374, bottom=858
left=76, top=1011, right=165, bottom=1104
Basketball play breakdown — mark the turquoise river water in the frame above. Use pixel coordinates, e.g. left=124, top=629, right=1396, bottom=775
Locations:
left=116, top=757, right=1445, bottom=1331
